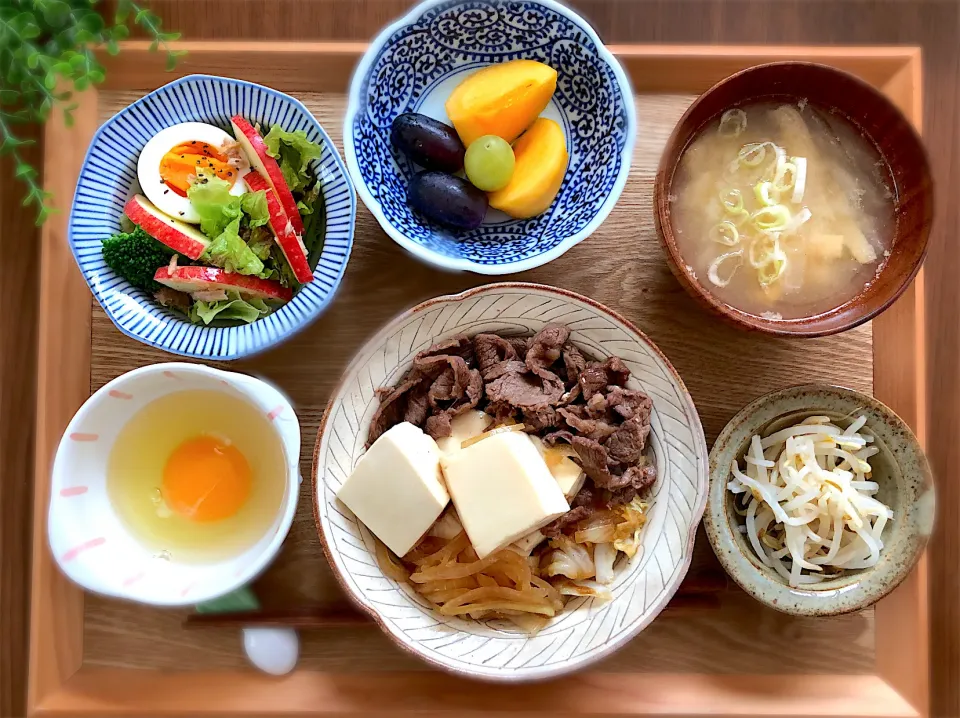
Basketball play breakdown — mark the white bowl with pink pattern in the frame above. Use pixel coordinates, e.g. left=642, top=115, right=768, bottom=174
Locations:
left=48, top=363, right=301, bottom=606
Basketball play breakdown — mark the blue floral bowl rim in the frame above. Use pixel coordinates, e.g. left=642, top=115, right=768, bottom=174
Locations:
left=343, top=0, right=637, bottom=275
left=67, top=73, right=357, bottom=360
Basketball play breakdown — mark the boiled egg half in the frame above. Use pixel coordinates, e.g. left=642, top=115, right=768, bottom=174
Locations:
left=137, top=122, right=249, bottom=223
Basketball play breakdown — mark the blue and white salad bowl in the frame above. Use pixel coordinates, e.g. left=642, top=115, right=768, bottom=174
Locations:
left=344, top=0, right=636, bottom=275
left=69, top=74, right=356, bottom=360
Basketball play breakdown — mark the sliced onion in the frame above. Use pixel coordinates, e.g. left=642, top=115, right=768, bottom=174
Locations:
left=790, top=157, right=808, bottom=203
left=718, top=108, right=747, bottom=137
left=461, top=423, right=526, bottom=449
left=709, top=220, right=740, bottom=246
left=707, top=250, right=743, bottom=288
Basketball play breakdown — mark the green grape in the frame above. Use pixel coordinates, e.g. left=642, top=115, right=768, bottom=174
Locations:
left=464, top=135, right=515, bottom=192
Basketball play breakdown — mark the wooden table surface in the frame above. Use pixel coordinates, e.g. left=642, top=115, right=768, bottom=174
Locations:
left=2, top=1, right=957, bottom=716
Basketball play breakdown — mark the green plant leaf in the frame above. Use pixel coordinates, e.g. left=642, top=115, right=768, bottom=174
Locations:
left=2, top=0, right=184, bottom=223
left=194, top=586, right=261, bottom=614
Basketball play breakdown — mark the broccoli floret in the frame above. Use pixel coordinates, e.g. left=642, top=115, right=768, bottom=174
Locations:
left=101, top=227, right=173, bottom=292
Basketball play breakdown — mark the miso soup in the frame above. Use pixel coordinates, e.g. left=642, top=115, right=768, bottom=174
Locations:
left=671, top=101, right=896, bottom=319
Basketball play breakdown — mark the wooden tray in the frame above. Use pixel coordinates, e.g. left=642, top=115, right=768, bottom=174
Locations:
left=29, top=42, right=928, bottom=717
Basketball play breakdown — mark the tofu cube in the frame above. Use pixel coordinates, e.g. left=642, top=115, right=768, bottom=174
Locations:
left=336, top=422, right=449, bottom=557
left=440, top=432, right=570, bottom=558
left=529, top=435, right=586, bottom=498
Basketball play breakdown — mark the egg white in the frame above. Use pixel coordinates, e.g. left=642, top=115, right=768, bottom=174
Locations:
left=137, top=122, right=249, bottom=224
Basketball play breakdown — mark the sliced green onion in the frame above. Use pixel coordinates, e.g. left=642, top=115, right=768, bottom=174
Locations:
left=783, top=207, right=812, bottom=234
left=765, top=145, right=787, bottom=180
left=707, top=250, right=744, bottom=288
left=720, top=188, right=744, bottom=214
left=729, top=208, right=752, bottom=227
left=773, top=162, right=797, bottom=193
left=754, top=181, right=780, bottom=207
left=750, top=204, right=791, bottom=231
left=718, top=109, right=747, bottom=137
left=709, top=220, right=740, bottom=246
left=791, top=156, right=808, bottom=203
left=749, top=234, right=780, bottom=268
left=738, top=143, right=768, bottom=168
left=758, top=252, right=788, bottom=286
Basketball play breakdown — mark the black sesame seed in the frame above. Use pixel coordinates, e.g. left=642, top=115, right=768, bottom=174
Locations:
left=178, top=211, right=184, bottom=216
left=164, top=189, right=169, bottom=194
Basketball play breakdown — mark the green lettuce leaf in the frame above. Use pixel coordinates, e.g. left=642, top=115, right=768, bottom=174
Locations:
left=245, top=224, right=275, bottom=261
left=202, top=218, right=265, bottom=276
left=297, top=181, right=321, bottom=217
left=300, top=181, right=326, bottom=273
left=189, top=291, right=271, bottom=325
left=187, top=175, right=269, bottom=238
left=263, top=125, right=322, bottom=193
left=240, top=190, right=270, bottom=227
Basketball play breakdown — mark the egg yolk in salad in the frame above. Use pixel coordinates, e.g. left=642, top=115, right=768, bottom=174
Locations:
left=162, top=435, right=252, bottom=522
left=159, top=140, right=238, bottom=197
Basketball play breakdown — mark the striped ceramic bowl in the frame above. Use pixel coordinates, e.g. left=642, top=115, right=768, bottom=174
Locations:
left=68, top=74, right=356, bottom=360
left=313, top=283, right=709, bottom=680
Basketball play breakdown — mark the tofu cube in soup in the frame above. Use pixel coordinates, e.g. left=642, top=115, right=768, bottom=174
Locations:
left=440, top=432, right=570, bottom=559
left=336, top=422, right=449, bottom=557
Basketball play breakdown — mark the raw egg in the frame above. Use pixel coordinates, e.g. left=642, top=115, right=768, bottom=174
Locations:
left=137, top=122, right=249, bottom=223
left=106, top=389, right=286, bottom=563
left=162, top=435, right=252, bottom=522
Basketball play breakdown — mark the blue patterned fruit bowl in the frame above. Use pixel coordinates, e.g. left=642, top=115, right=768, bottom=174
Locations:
left=344, top=0, right=636, bottom=274
left=69, top=74, right=356, bottom=360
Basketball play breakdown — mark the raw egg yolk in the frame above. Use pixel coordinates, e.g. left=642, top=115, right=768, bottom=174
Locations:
left=159, top=141, right=237, bottom=197
left=162, top=436, right=251, bottom=522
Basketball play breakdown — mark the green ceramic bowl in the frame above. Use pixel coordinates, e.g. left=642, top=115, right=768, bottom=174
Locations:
left=704, top=384, right=935, bottom=616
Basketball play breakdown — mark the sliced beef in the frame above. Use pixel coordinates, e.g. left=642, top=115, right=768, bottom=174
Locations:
left=474, top=334, right=517, bottom=374
left=486, top=400, right=518, bottom=425
left=579, top=364, right=608, bottom=401
left=579, top=357, right=632, bottom=400
left=424, top=412, right=453, bottom=438
left=602, top=465, right=657, bottom=507
left=585, top=392, right=608, bottom=418
left=570, top=485, right=595, bottom=509
left=453, top=369, right=483, bottom=415
left=606, top=387, right=653, bottom=422
left=570, top=436, right=615, bottom=487
left=486, top=370, right=564, bottom=409
left=482, top=360, right=527, bottom=381
left=604, top=417, right=650, bottom=465
left=506, top=336, right=531, bottom=357
left=526, top=324, right=570, bottom=372
left=402, top=383, right=431, bottom=426
left=522, top=405, right=558, bottom=432
left=542, top=506, right=591, bottom=538
left=562, top=344, right=587, bottom=384
left=427, top=368, right=457, bottom=407
left=558, top=407, right=617, bottom=441
left=414, top=353, right=472, bottom=386
left=417, top=334, right=474, bottom=363
left=368, top=377, right=425, bottom=446
left=543, top=429, right=575, bottom=447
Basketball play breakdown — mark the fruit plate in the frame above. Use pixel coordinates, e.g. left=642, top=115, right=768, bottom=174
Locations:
left=28, top=42, right=928, bottom=717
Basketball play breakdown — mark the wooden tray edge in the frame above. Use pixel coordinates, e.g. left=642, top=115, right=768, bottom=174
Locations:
left=27, top=42, right=927, bottom=717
